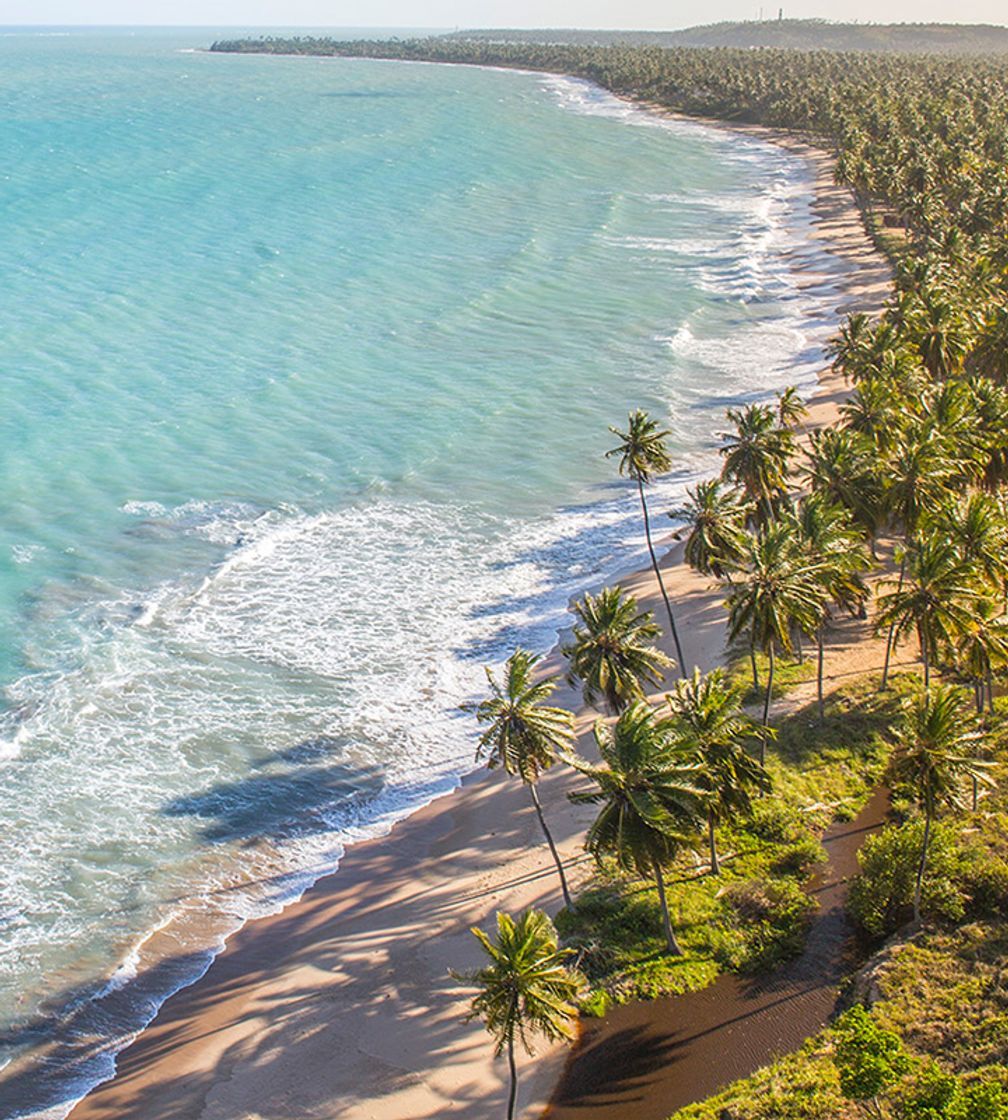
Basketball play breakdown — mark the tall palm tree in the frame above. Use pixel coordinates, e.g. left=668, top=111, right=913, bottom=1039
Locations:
left=607, top=410, right=686, bottom=674
left=926, top=491, right=1008, bottom=593
left=802, top=428, right=885, bottom=555
left=791, top=495, right=871, bottom=718
left=891, top=686, right=992, bottom=925
left=879, top=427, right=964, bottom=688
left=720, top=403, right=795, bottom=523
left=570, top=702, right=705, bottom=953
left=877, top=537, right=984, bottom=692
left=776, top=385, right=808, bottom=430
left=456, top=909, right=584, bottom=1120
left=562, top=587, right=671, bottom=714
left=477, top=649, right=576, bottom=906
left=956, top=604, right=1008, bottom=715
left=726, top=525, right=826, bottom=736
left=671, top=479, right=748, bottom=580
left=667, top=668, right=772, bottom=873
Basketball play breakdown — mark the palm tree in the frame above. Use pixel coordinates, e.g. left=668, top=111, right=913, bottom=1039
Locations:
left=776, top=385, right=808, bottom=430
left=720, top=403, right=794, bottom=523
left=570, top=702, right=705, bottom=953
left=877, top=537, right=984, bottom=692
left=671, top=479, right=748, bottom=580
left=926, top=491, right=1008, bottom=593
left=477, top=649, right=576, bottom=907
left=791, top=495, right=871, bottom=718
left=891, top=686, right=992, bottom=925
left=667, top=668, right=772, bottom=873
left=956, top=604, right=1008, bottom=715
left=879, top=427, right=965, bottom=688
left=802, top=428, right=885, bottom=554
left=726, top=525, right=826, bottom=736
left=456, top=909, right=584, bottom=1120
left=562, top=587, right=671, bottom=714
left=607, top=410, right=686, bottom=674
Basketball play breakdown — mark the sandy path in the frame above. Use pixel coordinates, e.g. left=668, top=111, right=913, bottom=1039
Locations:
left=42, top=118, right=895, bottom=1120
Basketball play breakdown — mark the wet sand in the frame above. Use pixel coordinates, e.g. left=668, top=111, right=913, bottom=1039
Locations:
left=45, top=106, right=898, bottom=1120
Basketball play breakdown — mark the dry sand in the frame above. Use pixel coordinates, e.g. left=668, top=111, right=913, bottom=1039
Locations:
left=62, top=121, right=893, bottom=1120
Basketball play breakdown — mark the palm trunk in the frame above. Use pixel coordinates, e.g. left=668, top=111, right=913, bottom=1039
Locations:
left=506, top=1034, right=518, bottom=1120
left=795, top=626, right=804, bottom=664
left=638, top=477, right=686, bottom=677
left=817, top=623, right=826, bottom=721
left=919, top=627, right=930, bottom=693
left=749, top=636, right=760, bottom=692
left=528, top=782, right=571, bottom=908
left=987, top=667, right=994, bottom=713
left=881, top=552, right=907, bottom=690
left=913, top=809, right=932, bottom=927
left=975, top=681, right=984, bottom=715
left=761, top=640, right=776, bottom=744
left=652, top=857, right=683, bottom=955
left=708, top=813, right=720, bottom=875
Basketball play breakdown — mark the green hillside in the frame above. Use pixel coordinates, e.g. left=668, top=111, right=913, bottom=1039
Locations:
left=441, top=21, right=1008, bottom=55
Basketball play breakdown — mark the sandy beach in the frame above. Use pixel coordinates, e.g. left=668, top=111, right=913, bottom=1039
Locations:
left=53, top=115, right=894, bottom=1120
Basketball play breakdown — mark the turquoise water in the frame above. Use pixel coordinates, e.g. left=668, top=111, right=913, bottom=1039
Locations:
left=0, top=29, right=846, bottom=1118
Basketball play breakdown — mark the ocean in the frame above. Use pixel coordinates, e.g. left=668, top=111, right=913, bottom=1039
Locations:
left=0, top=27, right=849, bottom=1118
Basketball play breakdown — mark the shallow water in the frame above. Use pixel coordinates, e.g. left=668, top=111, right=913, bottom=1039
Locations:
left=0, top=28, right=847, bottom=1118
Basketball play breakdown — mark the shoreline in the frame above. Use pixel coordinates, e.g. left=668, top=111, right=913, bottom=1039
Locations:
left=19, top=89, right=891, bottom=1120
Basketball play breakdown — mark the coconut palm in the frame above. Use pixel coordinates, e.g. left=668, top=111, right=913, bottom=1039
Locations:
left=720, top=403, right=795, bottom=523
left=776, top=385, right=808, bottom=430
left=562, top=587, right=672, bottom=714
left=607, top=410, right=686, bottom=673
left=570, top=702, right=705, bottom=953
left=926, top=491, right=1008, bottom=593
left=671, top=479, right=748, bottom=580
left=667, top=668, right=772, bottom=873
left=879, top=427, right=965, bottom=688
left=802, top=428, right=885, bottom=554
left=876, top=537, right=985, bottom=692
left=891, top=686, right=992, bottom=925
left=726, top=525, right=826, bottom=736
left=956, top=604, right=1008, bottom=715
left=456, top=909, right=584, bottom=1120
left=790, top=495, right=872, bottom=719
left=476, top=649, right=576, bottom=906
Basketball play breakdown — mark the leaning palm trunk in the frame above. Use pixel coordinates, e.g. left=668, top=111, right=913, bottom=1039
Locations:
left=637, top=477, right=686, bottom=676
left=918, top=626, right=930, bottom=693
left=913, top=810, right=932, bottom=927
left=761, top=640, right=776, bottom=742
left=506, top=1030, right=518, bottom=1120
left=707, top=814, right=720, bottom=875
left=652, top=857, right=683, bottom=955
left=528, top=782, right=571, bottom=908
left=749, top=637, right=760, bottom=692
left=881, top=553, right=907, bottom=690
left=817, top=623, right=826, bottom=721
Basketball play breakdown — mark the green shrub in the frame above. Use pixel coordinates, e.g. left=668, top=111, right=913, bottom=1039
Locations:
left=747, top=797, right=804, bottom=843
left=848, top=820, right=967, bottom=938
left=770, top=835, right=826, bottom=876
left=717, top=878, right=817, bottom=972
left=833, top=1004, right=912, bottom=1106
left=960, top=849, right=1008, bottom=918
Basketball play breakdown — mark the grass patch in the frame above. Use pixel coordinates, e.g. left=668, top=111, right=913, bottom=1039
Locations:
left=558, top=677, right=899, bottom=1008
left=728, top=645, right=818, bottom=706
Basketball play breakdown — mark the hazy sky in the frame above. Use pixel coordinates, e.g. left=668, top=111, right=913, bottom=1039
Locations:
left=2, top=0, right=1005, bottom=28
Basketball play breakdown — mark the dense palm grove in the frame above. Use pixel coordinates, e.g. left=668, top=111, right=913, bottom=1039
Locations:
left=213, top=36, right=1008, bottom=1119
